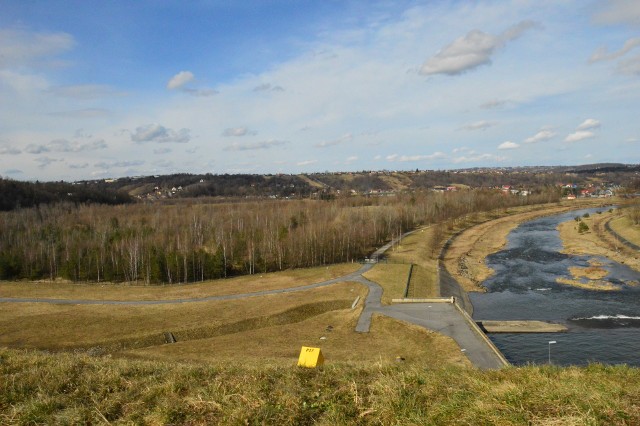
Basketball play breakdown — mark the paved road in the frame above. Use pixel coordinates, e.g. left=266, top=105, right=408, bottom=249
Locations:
left=0, top=229, right=506, bottom=369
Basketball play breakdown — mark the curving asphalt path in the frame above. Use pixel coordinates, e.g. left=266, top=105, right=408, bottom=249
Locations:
left=0, top=229, right=505, bottom=369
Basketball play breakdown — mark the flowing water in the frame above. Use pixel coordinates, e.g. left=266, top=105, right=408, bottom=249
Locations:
left=469, top=208, right=640, bottom=366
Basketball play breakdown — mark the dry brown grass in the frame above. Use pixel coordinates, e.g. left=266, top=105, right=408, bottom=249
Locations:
left=385, top=226, right=439, bottom=297
left=3, top=348, right=640, bottom=425
left=362, top=264, right=411, bottom=304
left=0, top=263, right=360, bottom=301
left=557, top=211, right=640, bottom=273
left=609, top=214, right=640, bottom=247
left=125, top=313, right=470, bottom=368
left=556, top=277, right=621, bottom=291
left=0, top=283, right=365, bottom=352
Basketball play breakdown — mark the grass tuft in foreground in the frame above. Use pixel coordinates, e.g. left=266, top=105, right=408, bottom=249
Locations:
left=2, top=348, right=640, bottom=425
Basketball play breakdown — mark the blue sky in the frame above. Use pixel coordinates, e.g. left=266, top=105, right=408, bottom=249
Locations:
left=1, top=0, right=640, bottom=181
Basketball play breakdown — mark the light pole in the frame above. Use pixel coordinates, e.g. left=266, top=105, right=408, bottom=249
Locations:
left=548, top=341, right=556, bottom=364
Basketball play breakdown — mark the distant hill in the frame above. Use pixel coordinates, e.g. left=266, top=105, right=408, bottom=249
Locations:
left=76, top=164, right=639, bottom=201
left=0, top=178, right=132, bottom=211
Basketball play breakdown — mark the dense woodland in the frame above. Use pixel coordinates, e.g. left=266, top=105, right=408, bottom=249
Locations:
left=0, top=178, right=132, bottom=211
left=0, top=188, right=560, bottom=284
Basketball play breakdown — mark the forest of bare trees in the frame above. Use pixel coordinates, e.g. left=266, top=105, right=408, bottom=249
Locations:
left=0, top=189, right=559, bottom=284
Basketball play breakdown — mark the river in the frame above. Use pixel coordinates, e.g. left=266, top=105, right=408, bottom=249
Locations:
left=469, top=207, right=640, bottom=366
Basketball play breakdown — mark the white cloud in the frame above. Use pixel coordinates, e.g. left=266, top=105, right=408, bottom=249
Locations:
left=420, top=21, right=537, bottom=76
left=131, top=124, right=191, bottom=143
left=459, top=120, right=497, bottom=131
left=222, top=127, right=256, bottom=137
left=590, top=37, right=640, bottom=62
left=166, top=71, right=216, bottom=96
left=153, top=147, right=172, bottom=154
left=565, top=131, right=595, bottom=143
left=452, top=153, right=505, bottom=163
left=577, top=118, right=601, bottom=131
left=386, top=152, right=446, bottom=162
left=34, top=156, right=61, bottom=168
left=224, top=140, right=289, bottom=151
left=167, top=71, right=194, bottom=90
left=498, top=141, right=519, bottom=150
left=297, top=160, right=317, bottom=166
left=315, top=133, right=353, bottom=148
left=0, top=146, right=21, bottom=155
left=524, top=129, right=556, bottom=144
left=0, top=28, right=74, bottom=68
left=24, top=139, right=107, bottom=153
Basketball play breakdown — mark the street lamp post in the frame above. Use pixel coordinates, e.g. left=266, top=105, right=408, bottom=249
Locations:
left=548, top=341, right=557, bottom=364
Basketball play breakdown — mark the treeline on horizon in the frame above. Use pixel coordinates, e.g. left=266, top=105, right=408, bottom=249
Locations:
left=0, top=178, right=132, bottom=212
left=0, top=189, right=560, bottom=284
left=78, top=164, right=639, bottom=200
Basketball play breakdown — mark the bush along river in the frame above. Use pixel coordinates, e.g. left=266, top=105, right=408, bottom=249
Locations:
left=469, top=207, right=640, bottom=366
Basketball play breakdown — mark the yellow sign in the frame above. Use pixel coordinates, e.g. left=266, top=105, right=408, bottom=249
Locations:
left=297, top=346, right=324, bottom=368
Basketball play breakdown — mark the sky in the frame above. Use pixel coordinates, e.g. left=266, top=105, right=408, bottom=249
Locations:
left=1, top=0, right=640, bottom=181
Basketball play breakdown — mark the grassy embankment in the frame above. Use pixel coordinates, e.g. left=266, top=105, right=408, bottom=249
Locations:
left=0, top=261, right=467, bottom=367
left=362, top=226, right=441, bottom=302
left=2, top=348, right=640, bottom=424
left=556, top=207, right=640, bottom=290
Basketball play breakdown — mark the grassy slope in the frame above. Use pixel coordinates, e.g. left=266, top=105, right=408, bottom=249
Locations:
left=2, top=348, right=640, bottom=425
left=0, top=263, right=360, bottom=301
left=609, top=213, right=640, bottom=247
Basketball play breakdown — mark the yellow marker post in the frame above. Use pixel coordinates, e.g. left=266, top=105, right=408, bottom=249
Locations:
left=297, top=346, right=324, bottom=368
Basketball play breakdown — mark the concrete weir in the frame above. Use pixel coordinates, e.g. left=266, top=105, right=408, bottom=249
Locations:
left=478, top=320, right=568, bottom=333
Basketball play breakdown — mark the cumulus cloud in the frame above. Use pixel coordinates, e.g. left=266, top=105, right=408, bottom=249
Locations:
left=131, top=124, right=191, bottom=143
left=420, top=20, right=537, bottom=76
left=565, top=131, right=595, bottom=143
left=593, top=0, right=640, bottom=26
left=0, top=28, right=75, bottom=68
left=222, top=127, right=256, bottom=137
left=224, top=140, right=289, bottom=151
left=34, top=156, right=60, bottom=168
left=577, top=118, right=601, bottom=131
left=0, top=146, right=21, bottom=155
left=524, top=129, right=556, bottom=144
left=458, top=120, right=497, bottom=131
left=315, top=133, right=353, bottom=148
left=166, top=71, right=217, bottom=96
left=498, top=141, right=519, bottom=150
left=25, top=144, right=49, bottom=154
left=386, top=152, right=446, bottom=162
left=167, top=71, right=194, bottom=90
